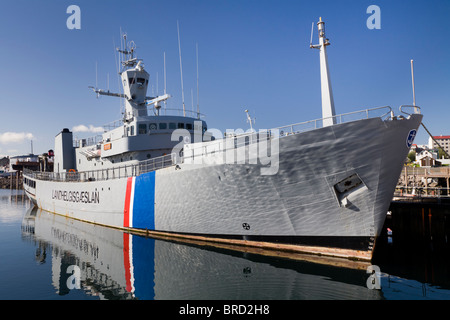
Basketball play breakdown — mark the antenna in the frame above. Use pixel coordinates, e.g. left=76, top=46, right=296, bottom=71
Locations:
left=196, top=42, right=200, bottom=119
left=120, top=27, right=124, bottom=64
left=177, top=20, right=186, bottom=117
left=95, top=61, right=99, bottom=98
left=411, top=59, right=418, bottom=112
left=114, top=35, right=124, bottom=117
left=245, top=109, right=255, bottom=132
left=164, top=51, right=167, bottom=114
left=309, top=21, right=314, bottom=48
left=191, top=88, right=194, bottom=112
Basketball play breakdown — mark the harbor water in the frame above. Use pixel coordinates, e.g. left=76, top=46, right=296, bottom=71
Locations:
left=1, top=189, right=450, bottom=301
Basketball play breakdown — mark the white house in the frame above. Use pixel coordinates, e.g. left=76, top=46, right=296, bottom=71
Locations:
left=415, top=150, right=439, bottom=167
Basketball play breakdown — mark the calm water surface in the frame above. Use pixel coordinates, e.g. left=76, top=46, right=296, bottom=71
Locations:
left=1, top=189, right=450, bottom=300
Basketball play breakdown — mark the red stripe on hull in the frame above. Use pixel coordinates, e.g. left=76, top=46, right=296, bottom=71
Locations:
left=123, top=233, right=132, bottom=292
left=123, top=177, right=133, bottom=228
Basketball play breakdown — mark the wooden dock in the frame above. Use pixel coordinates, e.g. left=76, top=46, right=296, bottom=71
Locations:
left=396, top=166, right=450, bottom=197
left=0, top=172, right=23, bottom=190
left=384, top=166, right=450, bottom=242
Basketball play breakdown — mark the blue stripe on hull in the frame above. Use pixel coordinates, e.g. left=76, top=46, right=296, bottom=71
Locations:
left=132, top=235, right=155, bottom=299
left=132, top=171, right=155, bottom=230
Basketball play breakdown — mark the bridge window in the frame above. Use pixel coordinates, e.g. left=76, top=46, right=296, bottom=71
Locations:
left=169, top=123, right=176, bottom=129
left=159, top=123, right=167, bottom=130
left=138, top=124, right=147, bottom=134
left=129, top=77, right=147, bottom=85
left=178, top=123, right=185, bottom=129
left=186, top=123, right=193, bottom=130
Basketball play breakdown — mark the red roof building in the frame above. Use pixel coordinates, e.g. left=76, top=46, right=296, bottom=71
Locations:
left=429, top=135, right=450, bottom=156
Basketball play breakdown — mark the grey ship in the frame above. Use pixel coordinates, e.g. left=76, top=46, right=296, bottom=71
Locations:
left=23, top=19, right=422, bottom=261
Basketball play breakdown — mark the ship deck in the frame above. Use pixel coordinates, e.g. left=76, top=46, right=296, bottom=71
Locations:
left=23, top=105, right=410, bottom=184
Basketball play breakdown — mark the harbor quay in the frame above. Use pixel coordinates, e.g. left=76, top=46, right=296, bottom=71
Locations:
left=395, top=166, right=450, bottom=197
left=386, top=200, right=450, bottom=243
left=0, top=174, right=23, bottom=190
left=384, top=166, right=450, bottom=241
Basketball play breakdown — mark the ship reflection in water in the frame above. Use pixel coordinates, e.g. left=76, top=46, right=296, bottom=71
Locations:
left=20, top=204, right=450, bottom=300
left=21, top=206, right=382, bottom=300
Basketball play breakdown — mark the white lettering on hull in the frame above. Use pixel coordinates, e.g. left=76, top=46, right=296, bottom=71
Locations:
left=52, top=190, right=100, bottom=204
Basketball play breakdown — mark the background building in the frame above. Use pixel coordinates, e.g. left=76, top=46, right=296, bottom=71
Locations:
left=428, top=135, right=450, bottom=156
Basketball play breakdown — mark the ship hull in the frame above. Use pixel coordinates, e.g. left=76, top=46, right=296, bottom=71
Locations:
left=24, top=114, right=422, bottom=261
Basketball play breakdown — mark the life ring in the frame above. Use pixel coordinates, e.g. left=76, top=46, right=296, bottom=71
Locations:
left=69, top=169, right=76, bottom=173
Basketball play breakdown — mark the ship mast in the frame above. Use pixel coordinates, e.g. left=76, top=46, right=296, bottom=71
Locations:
left=310, top=17, right=336, bottom=127
left=90, top=33, right=170, bottom=121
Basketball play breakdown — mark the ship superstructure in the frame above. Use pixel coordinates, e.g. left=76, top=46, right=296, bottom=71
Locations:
left=55, top=34, right=208, bottom=175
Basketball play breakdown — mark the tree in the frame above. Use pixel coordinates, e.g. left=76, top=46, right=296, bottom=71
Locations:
left=438, top=147, right=449, bottom=159
left=407, top=151, right=416, bottom=163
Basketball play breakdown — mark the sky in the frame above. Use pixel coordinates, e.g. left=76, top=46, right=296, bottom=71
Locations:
left=0, top=0, right=449, bottom=157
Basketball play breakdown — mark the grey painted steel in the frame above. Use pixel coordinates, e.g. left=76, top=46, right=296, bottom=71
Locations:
left=154, top=115, right=422, bottom=242
left=24, top=113, right=422, bottom=258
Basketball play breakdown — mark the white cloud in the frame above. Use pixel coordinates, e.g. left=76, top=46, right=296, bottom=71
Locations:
left=72, top=124, right=104, bottom=133
left=0, top=132, right=34, bottom=144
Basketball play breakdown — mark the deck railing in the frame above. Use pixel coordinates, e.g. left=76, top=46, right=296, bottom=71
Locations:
left=24, top=154, right=176, bottom=183
left=146, top=107, right=206, bottom=119
left=24, top=105, right=408, bottom=183
left=394, top=187, right=450, bottom=198
left=273, top=106, right=394, bottom=137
